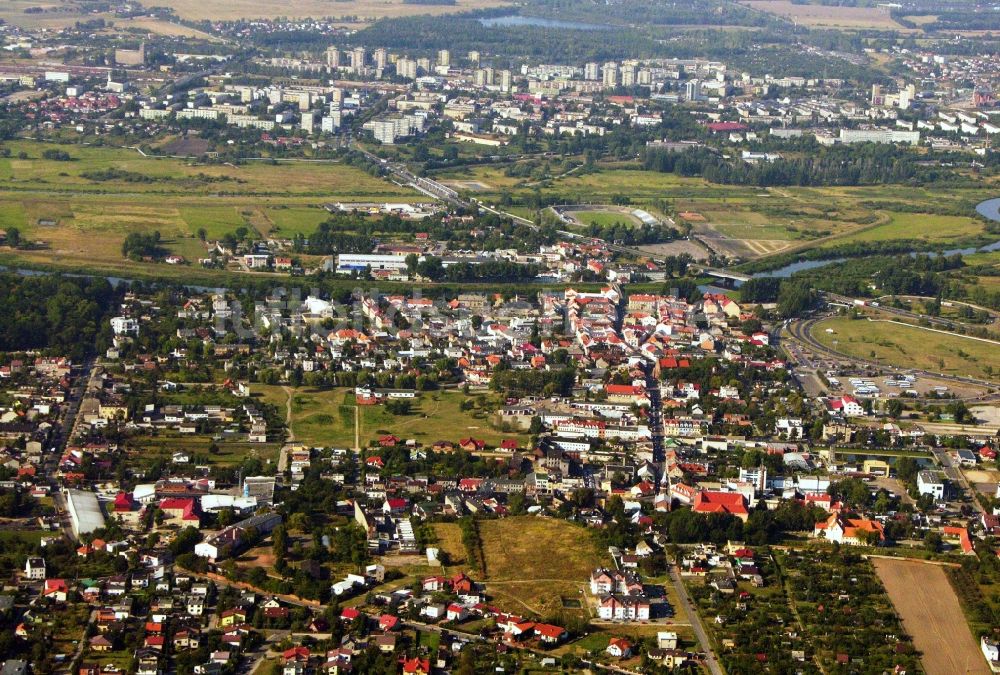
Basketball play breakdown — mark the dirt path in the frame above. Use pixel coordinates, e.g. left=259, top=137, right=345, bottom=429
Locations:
left=873, top=557, right=989, bottom=675
left=281, top=386, right=295, bottom=441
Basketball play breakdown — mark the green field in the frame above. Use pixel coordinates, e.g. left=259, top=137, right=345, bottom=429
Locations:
left=0, top=139, right=419, bottom=276
left=812, top=316, right=1000, bottom=380
left=569, top=209, right=641, bottom=228
left=829, top=212, right=985, bottom=246
left=437, top=161, right=991, bottom=261
left=133, top=434, right=282, bottom=467
left=265, top=205, right=335, bottom=236
left=254, top=385, right=528, bottom=449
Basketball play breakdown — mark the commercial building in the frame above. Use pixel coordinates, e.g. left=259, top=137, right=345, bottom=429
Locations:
left=336, top=253, right=410, bottom=274
left=65, top=489, right=106, bottom=540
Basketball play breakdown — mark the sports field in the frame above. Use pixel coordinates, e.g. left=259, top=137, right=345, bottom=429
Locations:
left=570, top=209, right=642, bottom=228
left=811, top=316, right=1000, bottom=381
left=873, top=558, right=990, bottom=675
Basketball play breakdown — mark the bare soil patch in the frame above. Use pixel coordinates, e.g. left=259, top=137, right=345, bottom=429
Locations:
left=873, top=557, right=990, bottom=675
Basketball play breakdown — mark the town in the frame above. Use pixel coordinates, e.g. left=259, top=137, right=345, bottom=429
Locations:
left=0, top=0, right=999, bottom=674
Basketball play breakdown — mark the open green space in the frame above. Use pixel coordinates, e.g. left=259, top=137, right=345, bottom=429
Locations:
left=829, top=211, right=986, bottom=246
left=253, top=385, right=528, bottom=450
left=812, top=315, right=1000, bottom=380
left=435, top=516, right=605, bottom=619
left=132, top=434, right=281, bottom=467
left=0, top=139, right=419, bottom=275
left=570, top=209, right=641, bottom=228
left=265, top=205, right=334, bottom=236
left=439, top=162, right=991, bottom=261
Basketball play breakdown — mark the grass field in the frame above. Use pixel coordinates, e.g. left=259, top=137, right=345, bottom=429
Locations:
left=441, top=162, right=990, bottom=261
left=830, top=212, right=985, bottom=246
left=131, top=434, right=281, bottom=467
left=568, top=209, right=641, bottom=228
left=434, top=516, right=606, bottom=619
left=811, top=316, right=1000, bottom=381
left=873, top=558, right=990, bottom=675
left=0, top=140, right=419, bottom=275
left=254, top=386, right=528, bottom=450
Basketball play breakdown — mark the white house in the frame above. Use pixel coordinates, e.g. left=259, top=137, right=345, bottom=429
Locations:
left=917, top=470, right=946, bottom=500
left=110, top=316, right=139, bottom=336
left=24, top=557, right=45, bottom=580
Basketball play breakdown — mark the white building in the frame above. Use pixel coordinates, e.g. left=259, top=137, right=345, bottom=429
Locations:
left=917, top=470, right=946, bottom=500
left=336, top=253, right=410, bottom=275
left=24, top=557, right=46, bottom=580
left=110, top=316, right=139, bottom=336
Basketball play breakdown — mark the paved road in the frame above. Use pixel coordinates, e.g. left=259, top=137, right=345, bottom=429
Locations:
left=668, top=566, right=723, bottom=675
left=785, top=316, right=1000, bottom=395
left=931, top=447, right=986, bottom=515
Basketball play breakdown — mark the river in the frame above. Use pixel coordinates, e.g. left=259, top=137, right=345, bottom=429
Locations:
left=745, top=198, right=1000, bottom=281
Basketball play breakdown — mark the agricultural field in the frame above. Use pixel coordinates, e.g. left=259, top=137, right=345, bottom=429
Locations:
left=148, top=0, right=508, bottom=22
left=436, top=517, right=605, bottom=619
left=740, top=0, right=906, bottom=29
left=811, top=316, right=1000, bottom=381
left=873, top=558, right=990, bottom=675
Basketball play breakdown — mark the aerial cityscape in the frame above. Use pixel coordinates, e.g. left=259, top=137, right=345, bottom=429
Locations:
left=1, top=0, right=1000, bottom=673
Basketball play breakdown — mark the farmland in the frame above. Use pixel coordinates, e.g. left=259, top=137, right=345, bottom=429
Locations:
left=873, top=558, right=989, bottom=675
left=811, top=316, right=1000, bottom=381
left=145, top=0, right=508, bottom=22
left=740, top=0, right=906, bottom=29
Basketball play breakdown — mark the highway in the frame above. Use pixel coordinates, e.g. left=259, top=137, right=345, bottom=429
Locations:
left=784, top=315, right=1000, bottom=393
left=824, top=292, right=995, bottom=333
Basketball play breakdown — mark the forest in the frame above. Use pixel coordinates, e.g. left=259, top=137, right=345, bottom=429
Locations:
left=0, top=274, right=118, bottom=358
left=643, top=142, right=962, bottom=187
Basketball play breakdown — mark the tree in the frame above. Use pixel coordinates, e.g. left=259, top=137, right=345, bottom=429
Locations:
left=4, top=227, right=20, bottom=248
left=405, top=252, right=419, bottom=275
left=887, top=399, right=904, bottom=419
left=196, top=227, right=207, bottom=242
